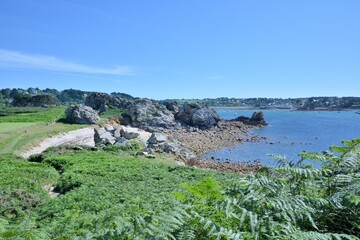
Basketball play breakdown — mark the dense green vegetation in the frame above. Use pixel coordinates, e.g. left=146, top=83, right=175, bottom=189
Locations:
left=0, top=148, right=238, bottom=239
left=0, top=154, right=59, bottom=223
left=0, top=88, right=134, bottom=107
left=0, top=139, right=359, bottom=239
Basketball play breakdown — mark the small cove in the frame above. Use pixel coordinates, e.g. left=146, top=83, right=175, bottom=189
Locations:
left=204, top=109, right=360, bottom=166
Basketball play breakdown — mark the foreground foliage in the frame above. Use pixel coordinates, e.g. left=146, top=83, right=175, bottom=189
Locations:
left=0, top=139, right=359, bottom=239
left=173, top=139, right=360, bottom=239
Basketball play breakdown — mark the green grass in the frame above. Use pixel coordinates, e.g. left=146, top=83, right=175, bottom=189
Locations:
left=0, top=122, right=85, bottom=154
left=0, top=122, right=37, bottom=133
left=0, top=107, right=51, bottom=116
left=0, top=107, right=66, bottom=123
left=0, top=106, right=85, bottom=154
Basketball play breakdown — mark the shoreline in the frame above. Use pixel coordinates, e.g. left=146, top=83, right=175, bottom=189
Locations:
left=163, top=120, right=258, bottom=156
left=162, top=120, right=266, bottom=174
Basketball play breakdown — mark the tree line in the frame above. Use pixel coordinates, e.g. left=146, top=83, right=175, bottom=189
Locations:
left=0, top=88, right=134, bottom=107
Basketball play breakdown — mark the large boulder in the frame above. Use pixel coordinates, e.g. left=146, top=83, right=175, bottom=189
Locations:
left=127, top=99, right=178, bottom=130
left=192, top=108, right=221, bottom=129
left=84, top=92, right=110, bottom=113
left=94, top=127, right=116, bottom=144
left=176, top=102, right=221, bottom=129
left=120, top=128, right=140, bottom=140
left=176, top=102, right=201, bottom=124
left=65, top=105, right=100, bottom=124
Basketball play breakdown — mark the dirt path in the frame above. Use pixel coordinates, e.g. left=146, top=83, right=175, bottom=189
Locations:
left=20, top=127, right=95, bottom=158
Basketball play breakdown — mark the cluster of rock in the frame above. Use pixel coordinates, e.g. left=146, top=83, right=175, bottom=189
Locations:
left=66, top=92, right=223, bottom=132
left=93, top=123, right=195, bottom=160
left=231, top=111, right=267, bottom=126
left=94, top=124, right=144, bottom=146
left=64, top=99, right=268, bottom=162
left=65, top=105, right=100, bottom=124
left=126, top=99, right=221, bottom=131
left=144, top=133, right=195, bottom=160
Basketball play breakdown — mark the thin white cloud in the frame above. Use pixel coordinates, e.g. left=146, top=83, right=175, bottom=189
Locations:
left=0, top=49, right=133, bottom=75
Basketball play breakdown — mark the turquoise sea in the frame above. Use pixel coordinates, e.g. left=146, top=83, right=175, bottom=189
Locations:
left=204, top=109, right=360, bottom=166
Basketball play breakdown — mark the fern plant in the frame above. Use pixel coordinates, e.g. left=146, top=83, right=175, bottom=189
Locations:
left=174, top=139, right=360, bottom=239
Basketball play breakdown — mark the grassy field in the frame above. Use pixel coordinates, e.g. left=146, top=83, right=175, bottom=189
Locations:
left=0, top=107, right=85, bottom=154
left=0, top=122, right=37, bottom=133
left=0, top=107, right=66, bottom=123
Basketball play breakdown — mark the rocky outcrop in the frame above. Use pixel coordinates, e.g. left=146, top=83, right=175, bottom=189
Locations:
left=85, top=92, right=110, bottom=113
left=192, top=108, right=221, bottom=129
left=250, top=112, right=265, bottom=122
left=94, top=127, right=116, bottom=145
left=127, top=99, right=179, bottom=130
left=176, top=102, right=200, bottom=124
left=175, top=102, right=221, bottom=129
left=145, top=132, right=196, bottom=160
left=94, top=124, right=151, bottom=146
left=126, top=100, right=221, bottom=130
left=231, top=111, right=267, bottom=126
left=65, top=105, right=100, bottom=124
left=120, top=128, right=140, bottom=139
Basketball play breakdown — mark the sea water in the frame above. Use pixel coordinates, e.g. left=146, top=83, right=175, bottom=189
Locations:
left=204, top=109, right=360, bottom=166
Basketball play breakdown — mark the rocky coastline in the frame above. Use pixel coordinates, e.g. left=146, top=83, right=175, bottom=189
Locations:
left=65, top=97, right=268, bottom=173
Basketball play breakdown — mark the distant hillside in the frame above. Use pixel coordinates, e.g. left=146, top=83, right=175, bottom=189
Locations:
left=0, top=88, right=134, bottom=107
left=162, top=96, right=360, bottom=110
left=1, top=87, right=360, bottom=110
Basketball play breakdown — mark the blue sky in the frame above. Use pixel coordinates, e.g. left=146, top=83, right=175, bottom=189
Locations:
left=0, top=0, right=359, bottom=99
